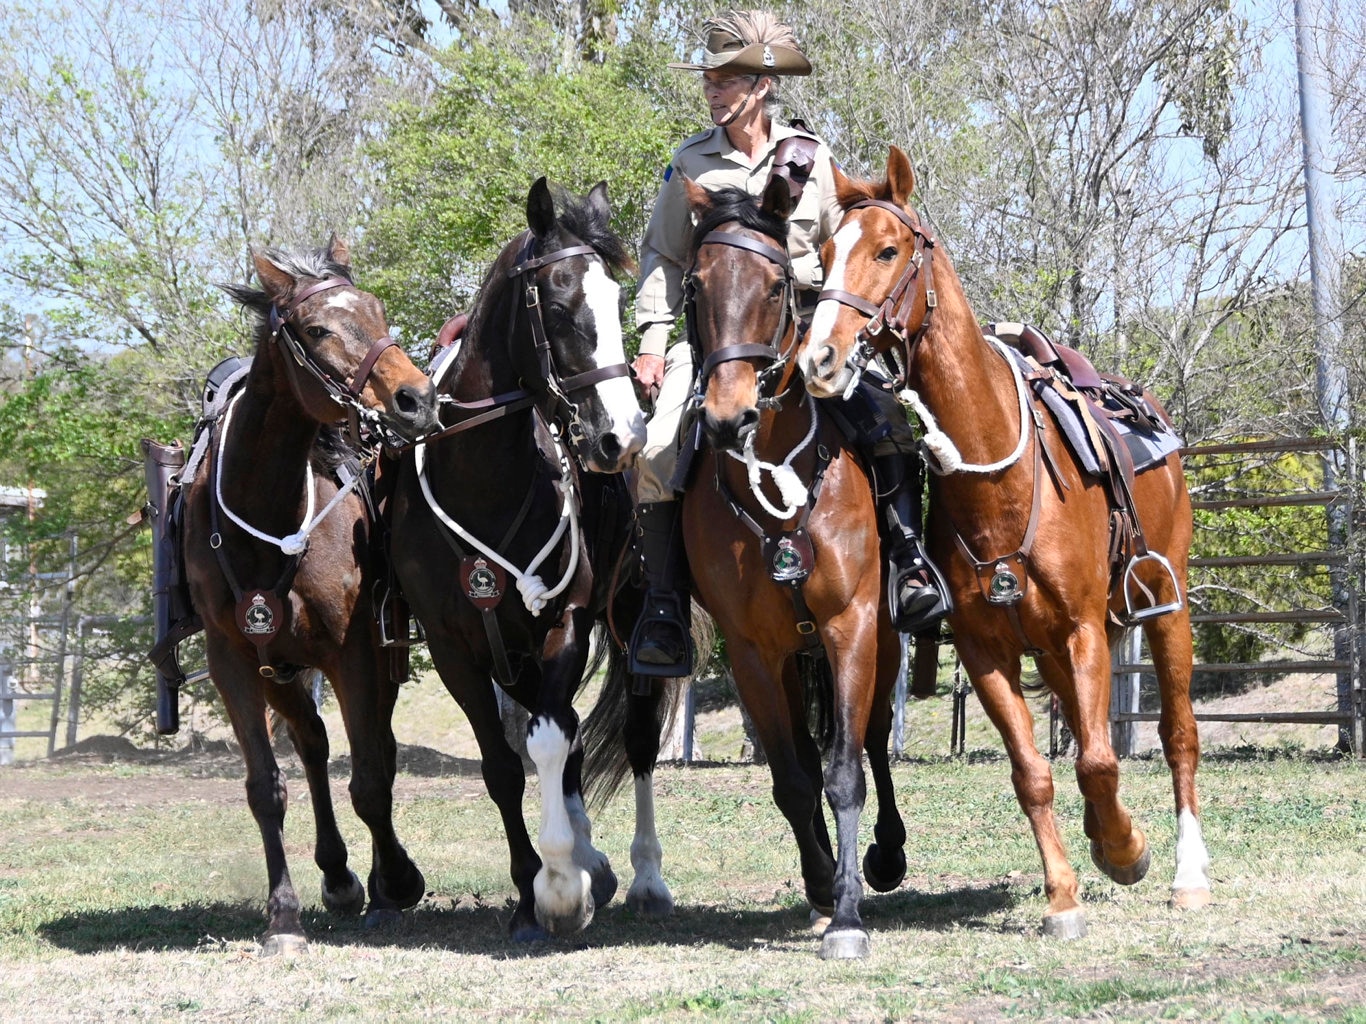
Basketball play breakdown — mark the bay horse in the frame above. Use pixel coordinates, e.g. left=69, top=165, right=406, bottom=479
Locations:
left=178, top=238, right=439, bottom=954
left=616, top=177, right=907, bottom=958
left=387, top=179, right=674, bottom=941
left=798, top=147, right=1212, bottom=938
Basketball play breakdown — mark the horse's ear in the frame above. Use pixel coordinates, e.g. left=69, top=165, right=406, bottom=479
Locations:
left=325, top=235, right=352, bottom=273
left=886, top=147, right=916, bottom=206
left=527, top=176, right=556, bottom=237
left=760, top=175, right=793, bottom=222
left=252, top=251, right=296, bottom=304
left=681, top=175, right=712, bottom=221
left=586, top=180, right=611, bottom=221
left=833, top=161, right=864, bottom=210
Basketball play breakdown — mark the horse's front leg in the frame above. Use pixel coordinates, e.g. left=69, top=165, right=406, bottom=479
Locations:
left=961, top=641, right=1086, bottom=939
left=1040, top=624, right=1150, bottom=888
left=622, top=663, right=674, bottom=918
left=327, top=645, right=425, bottom=927
left=527, top=603, right=602, bottom=934
left=262, top=670, right=365, bottom=922
left=209, top=635, right=311, bottom=956
left=816, top=604, right=881, bottom=960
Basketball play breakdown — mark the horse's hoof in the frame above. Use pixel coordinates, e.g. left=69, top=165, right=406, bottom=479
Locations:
left=590, top=863, right=618, bottom=910
left=1041, top=908, right=1088, bottom=940
left=626, top=885, right=675, bottom=920
left=322, top=871, right=366, bottom=917
left=372, top=863, right=426, bottom=912
left=261, top=932, right=309, bottom=957
left=819, top=927, right=871, bottom=960
left=1091, top=838, right=1151, bottom=886
left=1171, top=886, right=1212, bottom=910
left=808, top=908, right=833, bottom=936
left=534, top=887, right=594, bottom=936
left=363, top=907, right=403, bottom=931
left=863, top=843, right=907, bottom=893
left=511, top=919, right=553, bottom=943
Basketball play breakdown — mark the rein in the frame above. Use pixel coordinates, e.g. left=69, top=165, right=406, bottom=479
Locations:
left=815, top=199, right=938, bottom=393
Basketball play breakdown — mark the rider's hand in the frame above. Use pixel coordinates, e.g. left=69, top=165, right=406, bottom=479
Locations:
left=633, top=352, right=666, bottom=406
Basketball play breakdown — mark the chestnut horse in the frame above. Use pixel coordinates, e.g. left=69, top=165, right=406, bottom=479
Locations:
left=798, top=147, right=1212, bottom=938
left=676, top=178, right=907, bottom=958
left=388, top=180, right=675, bottom=942
left=177, top=239, right=439, bottom=953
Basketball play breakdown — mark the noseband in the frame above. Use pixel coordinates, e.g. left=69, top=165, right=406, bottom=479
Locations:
left=815, top=199, right=937, bottom=387
left=505, top=232, right=633, bottom=466
left=268, top=276, right=404, bottom=447
left=687, top=229, right=801, bottom=404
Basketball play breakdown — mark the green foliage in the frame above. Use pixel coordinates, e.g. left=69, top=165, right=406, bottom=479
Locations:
left=361, top=18, right=695, bottom=345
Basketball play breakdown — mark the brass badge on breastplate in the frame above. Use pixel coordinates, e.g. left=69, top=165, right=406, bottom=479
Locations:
left=765, top=529, right=814, bottom=586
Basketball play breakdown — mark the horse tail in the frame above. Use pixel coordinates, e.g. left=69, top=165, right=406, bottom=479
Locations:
left=581, top=609, right=704, bottom=810
left=580, top=632, right=636, bottom=808
left=797, top=650, right=836, bottom=754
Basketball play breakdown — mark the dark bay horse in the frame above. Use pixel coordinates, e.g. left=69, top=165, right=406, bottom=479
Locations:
left=674, top=178, right=907, bottom=958
left=179, top=239, right=439, bottom=954
left=388, top=179, right=673, bottom=941
left=798, top=147, right=1212, bottom=938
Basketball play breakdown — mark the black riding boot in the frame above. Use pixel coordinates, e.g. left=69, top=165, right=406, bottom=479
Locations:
left=628, top=501, right=693, bottom=677
left=873, top=451, right=951, bottom=634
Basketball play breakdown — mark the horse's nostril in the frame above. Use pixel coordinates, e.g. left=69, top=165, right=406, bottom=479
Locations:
left=814, top=344, right=837, bottom=376
left=599, top=434, right=622, bottom=463
left=738, top=408, right=760, bottom=437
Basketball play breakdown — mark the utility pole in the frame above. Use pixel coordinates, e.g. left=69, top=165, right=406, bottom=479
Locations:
left=1293, top=0, right=1353, bottom=751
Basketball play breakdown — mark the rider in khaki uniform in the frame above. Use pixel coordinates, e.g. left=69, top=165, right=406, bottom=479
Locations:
left=628, top=10, right=949, bottom=676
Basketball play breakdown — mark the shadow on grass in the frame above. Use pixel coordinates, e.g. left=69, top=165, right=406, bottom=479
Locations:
left=37, top=881, right=1016, bottom=957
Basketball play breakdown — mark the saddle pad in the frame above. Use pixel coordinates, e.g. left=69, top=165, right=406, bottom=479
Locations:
left=1002, top=347, right=1182, bottom=476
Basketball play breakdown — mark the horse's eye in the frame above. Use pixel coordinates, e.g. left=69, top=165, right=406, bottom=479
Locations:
left=768, top=279, right=785, bottom=299
left=305, top=325, right=328, bottom=341
left=876, top=246, right=898, bottom=263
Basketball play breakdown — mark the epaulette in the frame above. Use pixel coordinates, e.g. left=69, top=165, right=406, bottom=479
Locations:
left=664, top=127, right=721, bottom=181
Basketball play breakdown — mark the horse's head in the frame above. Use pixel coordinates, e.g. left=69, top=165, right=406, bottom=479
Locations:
left=683, top=177, right=800, bottom=453
left=236, top=238, right=439, bottom=444
left=504, top=178, right=645, bottom=473
left=798, top=147, right=937, bottom=400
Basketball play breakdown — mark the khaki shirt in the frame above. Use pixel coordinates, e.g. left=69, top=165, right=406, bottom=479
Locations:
left=634, top=121, right=843, bottom=358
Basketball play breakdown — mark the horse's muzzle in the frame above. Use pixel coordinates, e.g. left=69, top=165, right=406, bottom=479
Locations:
left=388, top=380, right=440, bottom=441
left=702, top=407, right=759, bottom=453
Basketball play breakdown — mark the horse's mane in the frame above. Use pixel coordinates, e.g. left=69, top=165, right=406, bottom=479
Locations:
left=553, top=186, right=634, bottom=279
left=689, top=185, right=790, bottom=260
left=221, top=246, right=353, bottom=321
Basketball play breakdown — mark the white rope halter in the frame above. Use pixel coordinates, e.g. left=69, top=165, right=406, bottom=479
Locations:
left=213, top=388, right=368, bottom=555
left=414, top=420, right=580, bottom=616
left=725, top=397, right=820, bottom=520
left=898, top=334, right=1033, bottom=476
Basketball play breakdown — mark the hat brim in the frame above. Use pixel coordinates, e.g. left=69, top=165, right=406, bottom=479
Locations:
left=668, top=42, right=811, bottom=76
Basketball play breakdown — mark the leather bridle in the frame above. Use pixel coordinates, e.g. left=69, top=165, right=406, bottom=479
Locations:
left=267, top=276, right=405, bottom=447
left=686, top=228, right=802, bottom=405
left=815, top=199, right=938, bottom=388
left=504, top=232, right=633, bottom=467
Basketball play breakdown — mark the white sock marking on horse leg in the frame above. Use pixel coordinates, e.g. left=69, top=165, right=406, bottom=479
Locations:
left=627, top=772, right=672, bottom=912
left=1172, top=808, right=1211, bottom=893
left=581, top=264, right=646, bottom=455
left=526, top=718, right=591, bottom=923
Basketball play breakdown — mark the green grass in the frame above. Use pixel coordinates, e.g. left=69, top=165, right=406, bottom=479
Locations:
left=2, top=749, right=1364, bottom=1021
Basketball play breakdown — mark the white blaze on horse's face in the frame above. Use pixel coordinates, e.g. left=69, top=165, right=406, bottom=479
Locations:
left=581, top=261, right=647, bottom=467
left=799, top=219, right=863, bottom=398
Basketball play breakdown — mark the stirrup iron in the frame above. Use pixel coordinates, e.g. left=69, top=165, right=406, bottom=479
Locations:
left=1122, top=552, right=1183, bottom=622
